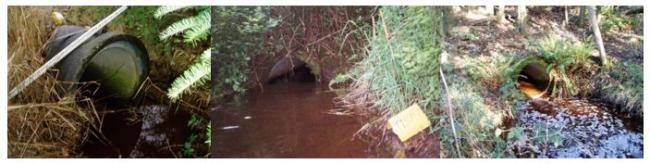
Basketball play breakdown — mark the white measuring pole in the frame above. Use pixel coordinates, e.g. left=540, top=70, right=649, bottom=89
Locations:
left=8, top=6, right=128, bottom=100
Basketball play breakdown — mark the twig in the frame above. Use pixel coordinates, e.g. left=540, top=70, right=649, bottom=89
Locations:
left=7, top=99, right=84, bottom=112
left=439, top=59, right=462, bottom=157
left=305, top=28, right=344, bottom=47
left=434, top=6, right=462, bottom=157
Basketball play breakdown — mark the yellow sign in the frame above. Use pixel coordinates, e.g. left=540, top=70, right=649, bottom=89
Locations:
left=387, top=103, right=431, bottom=142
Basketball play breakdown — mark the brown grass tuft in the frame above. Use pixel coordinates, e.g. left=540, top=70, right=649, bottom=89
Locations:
left=7, top=6, right=99, bottom=158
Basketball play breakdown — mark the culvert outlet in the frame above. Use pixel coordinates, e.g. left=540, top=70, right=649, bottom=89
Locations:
left=514, top=58, right=552, bottom=99
left=266, top=56, right=316, bottom=84
left=43, top=25, right=149, bottom=105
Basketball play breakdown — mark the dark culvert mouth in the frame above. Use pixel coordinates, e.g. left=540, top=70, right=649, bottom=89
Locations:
left=43, top=25, right=149, bottom=106
left=516, top=60, right=552, bottom=99
left=266, top=56, right=316, bottom=84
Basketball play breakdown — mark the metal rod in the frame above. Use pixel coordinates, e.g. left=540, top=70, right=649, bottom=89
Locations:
left=8, top=6, right=128, bottom=100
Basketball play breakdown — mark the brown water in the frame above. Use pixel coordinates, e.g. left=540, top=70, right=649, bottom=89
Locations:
left=213, top=81, right=374, bottom=157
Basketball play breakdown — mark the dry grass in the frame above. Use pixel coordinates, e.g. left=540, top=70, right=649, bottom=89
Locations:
left=7, top=6, right=99, bottom=158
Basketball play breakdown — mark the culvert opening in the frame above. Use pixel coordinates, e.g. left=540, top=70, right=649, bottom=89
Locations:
left=266, top=56, right=316, bottom=84
left=516, top=62, right=552, bottom=99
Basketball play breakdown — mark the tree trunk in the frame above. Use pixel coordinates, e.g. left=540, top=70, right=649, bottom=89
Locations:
left=578, top=6, right=586, bottom=26
left=588, top=6, right=607, bottom=65
left=486, top=5, right=494, bottom=16
left=517, top=5, right=528, bottom=35
left=496, top=5, right=505, bottom=23
left=441, top=6, right=453, bottom=37
left=564, top=6, right=569, bottom=28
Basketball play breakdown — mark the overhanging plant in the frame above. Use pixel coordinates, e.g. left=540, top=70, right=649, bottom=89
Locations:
left=154, top=6, right=211, bottom=100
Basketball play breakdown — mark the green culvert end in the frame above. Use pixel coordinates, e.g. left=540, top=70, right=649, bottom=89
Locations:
left=81, top=39, right=149, bottom=103
left=43, top=26, right=149, bottom=106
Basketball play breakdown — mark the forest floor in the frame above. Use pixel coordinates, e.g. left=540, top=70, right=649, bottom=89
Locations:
left=441, top=6, right=643, bottom=158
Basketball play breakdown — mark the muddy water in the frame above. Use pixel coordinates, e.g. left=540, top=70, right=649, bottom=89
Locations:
left=213, top=81, right=373, bottom=157
left=81, top=102, right=193, bottom=158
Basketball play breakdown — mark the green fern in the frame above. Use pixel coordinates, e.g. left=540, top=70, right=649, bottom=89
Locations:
left=180, top=9, right=210, bottom=43
left=167, top=49, right=211, bottom=100
left=156, top=6, right=210, bottom=44
left=154, top=6, right=189, bottom=19
left=157, top=6, right=211, bottom=100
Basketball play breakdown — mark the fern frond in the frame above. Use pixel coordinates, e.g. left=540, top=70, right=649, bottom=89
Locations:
left=167, top=49, right=211, bottom=100
left=183, top=9, right=211, bottom=43
left=159, top=15, right=201, bottom=41
left=154, top=6, right=189, bottom=19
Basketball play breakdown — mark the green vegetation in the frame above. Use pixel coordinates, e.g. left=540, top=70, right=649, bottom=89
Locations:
left=334, top=7, right=444, bottom=156
left=441, top=5, right=644, bottom=155
left=442, top=34, right=598, bottom=157
left=441, top=53, right=522, bottom=157
left=213, top=6, right=278, bottom=100
left=593, top=58, right=643, bottom=116
left=84, top=6, right=212, bottom=104
left=153, top=6, right=211, bottom=157
left=440, top=73, right=511, bottom=157
left=535, top=35, right=595, bottom=98
left=344, top=6, right=443, bottom=114
left=182, top=114, right=209, bottom=157
left=599, top=6, right=642, bottom=33
left=155, top=6, right=210, bottom=44
left=167, top=49, right=211, bottom=100
left=154, top=6, right=211, bottom=100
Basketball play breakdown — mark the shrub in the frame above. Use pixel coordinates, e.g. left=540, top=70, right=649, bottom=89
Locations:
left=213, top=7, right=278, bottom=100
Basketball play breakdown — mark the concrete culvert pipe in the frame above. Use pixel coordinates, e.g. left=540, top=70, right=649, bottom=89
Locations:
left=515, top=57, right=552, bottom=99
left=267, top=56, right=316, bottom=84
left=43, top=26, right=149, bottom=106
